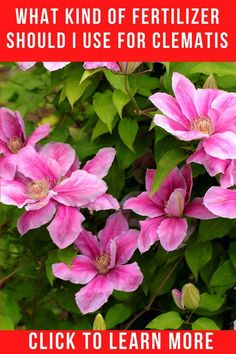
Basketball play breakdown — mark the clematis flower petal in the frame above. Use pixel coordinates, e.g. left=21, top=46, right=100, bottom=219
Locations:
left=17, top=201, right=57, bottom=235
left=0, top=179, right=29, bottom=207
left=158, top=217, right=188, bottom=251
left=212, top=92, right=236, bottom=112
left=184, top=197, right=217, bottom=220
left=0, top=154, right=18, bottom=180
left=220, top=160, right=236, bottom=188
left=172, top=72, right=197, bottom=121
left=164, top=188, right=186, bottom=217
left=138, top=217, right=164, bottom=253
left=114, top=230, right=139, bottom=265
left=83, top=62, right=120, bottom=72
left=18, top=146, right=61, bottom=183
left=86, top=193, right=119, bottom=211
left=83, top=148, right=116, bottom=178
left=181, top=165, right=193, bottom=202
left=75, top=275, right=113, bottom=314
left=43, top=62, right=70, bottom=71
left=17, top=62, right=36, bottom=70
left=149, top=92, right=189, bottom=127
left=155, top=167, right=186, bottom=203
left=194, top=89, right=222, bottom=117
left=27, top=125, right=51, bottom=146
left=52, top=255, right=97, bottom=285
left=214, top=107, right=236, bottom=134
left=53, top=170, right=107, bottom=207
left=204, top=187, right=236, bottom=219
left=47, top=205, right=85, bottom=248
left=74, top=229, right=100, bottom=259
left=107, top=263, right=143, bottom=292
left=123, top=192, right=164, bottom=217
left=203, top=132, right=236, bottom=160
left=0, top=108, right=25, bottom=140
left=98, top=212, right=128, bottom=250
left=40, top=142, right=75, bottom=177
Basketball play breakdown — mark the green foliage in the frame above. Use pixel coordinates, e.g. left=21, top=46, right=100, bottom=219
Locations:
left=146, top=312, right=184, bottom=330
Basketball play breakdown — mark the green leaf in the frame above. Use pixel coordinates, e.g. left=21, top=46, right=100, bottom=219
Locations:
left=151, top=149, right=186, bottom=194
left=45, top=250, right=59, bottom=286
left=190, top=62, right=236, bottom=77
left=210, top=260, right=236, bottom=287
left=92, top=120, right=110, bottom=141
left=66, top=79, right=91, bottom=107
left=105, top=304, right=132, bottom=329
left=0, top=315, right=14, bottom=330
left=118, top=119, right=138, bottom=152
left=93, top=90, right=117, bottom=132
left=198, top=293, right=224, bottom=311
left=199, top=219, right=232, bottom=242
left=229, top=242, right=236, bottom=269
left=0, top=291, right=21, bottom=326
left=105, top=161, right=125, bottom=198
left=192, top=318, right=220, bottom=330
left=57, top=246, right=77, bottom=265
left=146, top=311, right=183, bottom=330
left=185, top=240, right=212, bottom=280
left=113, top=89, right=130, bottom=118
left=80, top=69, right=100, bottom=84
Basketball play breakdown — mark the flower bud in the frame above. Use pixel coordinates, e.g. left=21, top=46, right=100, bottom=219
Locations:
left=171, top=289, right=184, bottom=310
left=119, top=62, right=142, bottom=75
left=203, top=74, right=218, bottom=89
left=181, top=283, right=200, bottom=310
left=93, top=313, right=106, bottom=330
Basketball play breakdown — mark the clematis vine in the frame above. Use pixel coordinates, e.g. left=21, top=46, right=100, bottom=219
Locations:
left=17, top=62, right=70, bottom=71
left=124, top=165, right=216, bottom=252
left=150, top=72, right=236, bottom=169
left=0, top=108, right=50, bottom=180
left=0, top=143, right=119, bottom=248
left=52, top=212, right=143, bottom=314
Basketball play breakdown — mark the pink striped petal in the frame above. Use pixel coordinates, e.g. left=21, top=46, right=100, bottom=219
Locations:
left=220, top=160, right=236, bottom=188
left=108, top=263, right=143, bottom=292
left=204, top=187, right=236, bottom=219
left=184, top=197, right=217, bottom=220
left=17, top=201, right=57, bottom=235
left=158, top=217, right=188, bottom=251
left=52, top=255, right=97, bottom=285
left=74, top=229, right=100, bottom=259
left=172, top=72, right=197, bottom=122
left=149, top=92, right=189, bottom=127
left=98, top=212, right=128, bottom=250
left=27, top=125, right=51, bottom=146
left=194, top=89, right=222, bottom=117
left=17, top=62, right=36, bottom=70
left=75, top=275, right=113, bottom=314
left=47, top=205, right=85, bottom=249
left=165, top=188, right=186, bottom=217
left=203, top=132, right=236, bottom=160
left=83, top=148, right=116, bottom=179
left=86, top=193, right=119, bottom=211
left=0, top=154, right=18, bottom=180
left=138, top=217, right=164, bottom=253
left=53, top=170, right=107, bottom=207
left=40, top=142, right=75, bottom=177
left=124, top=192, right=164, bottom=217
left=0, top=108, right=25, bottom=140
left=0, top=179, right=29, bottom=207
left=114, top=230, right=139, bottom=265
left=83, top=62, right=120, bottom=72
left=18, top=146, right=61, bottom=183
left=181, top=165, right=193, bottom=202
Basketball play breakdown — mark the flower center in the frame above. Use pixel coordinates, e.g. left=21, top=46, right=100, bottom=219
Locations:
left=95, top=254, right=110, bottom=274
left=190, top=117, right=214, bottom=135
left=7, top=137, right=23, bottom=153
left=28, top=179, right=49, bottom=199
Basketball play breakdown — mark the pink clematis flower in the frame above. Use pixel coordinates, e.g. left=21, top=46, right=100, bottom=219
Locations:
left=0, top=108, right=50, bottom=180
left=124, top=166, right=216, bottom=252
left=0, top=143, right=119, bottom=248
left=52, top=212, right=143, bottom=314
left=17, top=62, right=70, bottom=71
left=150, top=72, right=236, bottom=162
left=203, top=186, right=236, bottom=219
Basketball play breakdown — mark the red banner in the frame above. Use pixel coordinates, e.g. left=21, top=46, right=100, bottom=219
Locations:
left=0, top=0, right=236, bottom=61
left=0, top=330, right=235, bottom=353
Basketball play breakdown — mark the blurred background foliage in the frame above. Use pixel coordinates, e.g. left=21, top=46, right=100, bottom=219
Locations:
left=0, top=61, right=236, bottom=330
